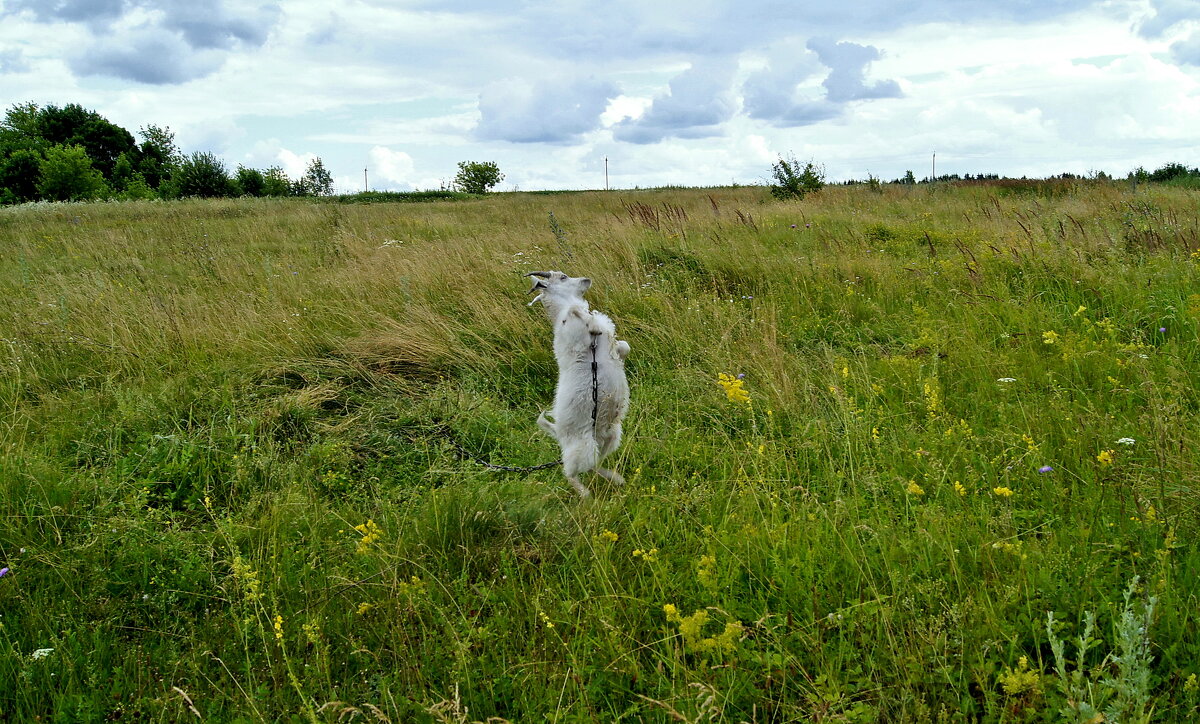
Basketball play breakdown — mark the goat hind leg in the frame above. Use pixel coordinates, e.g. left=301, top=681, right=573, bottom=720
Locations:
left=567, top=475, right=592, bottom=498
left=594, top=467, right=625, bottom=486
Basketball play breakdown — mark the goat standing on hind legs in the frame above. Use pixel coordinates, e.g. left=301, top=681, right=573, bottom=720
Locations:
left=526, top=271, right=630, bottom=498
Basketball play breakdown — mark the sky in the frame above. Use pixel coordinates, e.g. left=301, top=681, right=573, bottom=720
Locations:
left=2, top=0, right=1199, bottom=193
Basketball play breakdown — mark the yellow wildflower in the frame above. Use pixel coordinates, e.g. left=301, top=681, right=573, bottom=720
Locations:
left=596, top=529, right=618, bottom=544
left=273, top=614, right=284, bottom=641
left=353, top=519, right=382, bottom=555
left=632, top=547, right=659, bottom=563
left=1042, top=330, right=1059, bottom=345
left=717, top=373, right=751, bottom=404
left=1096, top=449, right=1115, bottom=466
left=905, top=480, right=925, bottom=496
left=953, top=481, right=967, bottom=496
left=355, top=602, right=374, bottom=616
left=993, top=486, right=1014, bottom=497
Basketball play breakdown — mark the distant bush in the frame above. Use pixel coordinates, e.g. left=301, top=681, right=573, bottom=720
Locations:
left=1148, top=162, right=1195, bottom=183
left=769, top=155, right=825, bottom=200
left=262, top=166, right=291, bottom=197
left=291, top=157, right=333, bottom=197
left=235, top=165, right=266, bottom=197
left=454, top=160, right=504, bottom=194
left=333, top=190, right=473, bottom=204
left=37, top=144, right=108, bottom=201
left=171, top=151, right=234, bottom=198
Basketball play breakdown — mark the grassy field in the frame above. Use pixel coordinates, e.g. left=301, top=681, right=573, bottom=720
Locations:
left=1, top=180, right=1198, bottom=722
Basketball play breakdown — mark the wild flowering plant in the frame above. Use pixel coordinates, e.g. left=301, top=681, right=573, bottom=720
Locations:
left=354, top=519, right=382, bottom=555
left=717, top=373, right=750, bottom=404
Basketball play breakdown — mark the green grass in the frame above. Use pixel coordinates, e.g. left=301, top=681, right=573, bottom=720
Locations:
left=1, top=182, right=1199, bottom=721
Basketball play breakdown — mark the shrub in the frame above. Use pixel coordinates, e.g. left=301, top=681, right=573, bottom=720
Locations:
left=36, top=144, right=108, bottom=201
left=301, top=157, right=334, bottom=196
left=454, top=160, right=504, bottom=194
left=262, top=166, right=291, bottom=197
left=769, top=154, right=824, bottom=200
left=1148, top=162, right=1194, bottom=183
left=171, top=151, right=234, bottom=198
left=235, top=165, right=266, bottom=197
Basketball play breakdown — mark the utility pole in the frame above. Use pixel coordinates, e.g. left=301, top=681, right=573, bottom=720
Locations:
left=932, top=152, right=936, bottom=182
left=605, top=157, right=609, bottom=191
left=364, top=167, right=368, bottom=192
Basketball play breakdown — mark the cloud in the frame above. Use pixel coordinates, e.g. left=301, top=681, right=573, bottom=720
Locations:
left=6, top=0, right=126, bottom=26
left=806, top=38, right=903, bottom=102
left=612, top=59, right=738, bottom=144
left=8, top=0, right=280, bottom=83
left=743, top=49, right=838, bottom=127
left=1171, top=30, right=1200, bottom=66
left=0, top=49, right=30, bottom=74
left=157, top=0, right=280, bottom=50
left=1138, top=0, right=1200, bottom=38
left=70, top=28, right=224, bottom=84
left=368, top=146, right=416, bottom=186
left=743, top=39, right=900, bottom=127
left=475, top=76, right=618, bottom=143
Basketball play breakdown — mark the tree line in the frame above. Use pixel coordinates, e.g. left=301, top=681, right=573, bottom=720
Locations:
left=0, top=102, right=334, bottom=205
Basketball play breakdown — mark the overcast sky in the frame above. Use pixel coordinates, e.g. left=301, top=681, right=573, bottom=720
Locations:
left=2, top=0, right=1198, bottom=192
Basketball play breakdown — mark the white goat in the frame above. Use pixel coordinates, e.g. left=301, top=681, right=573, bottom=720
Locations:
left=526, top=271, right=630, bottom=498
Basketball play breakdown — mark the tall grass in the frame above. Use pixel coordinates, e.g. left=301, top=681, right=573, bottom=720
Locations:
left=1, top=183, right=1198, bottom=721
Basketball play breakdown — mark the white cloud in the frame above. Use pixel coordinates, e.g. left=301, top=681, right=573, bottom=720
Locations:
left=475, top=76, right=619, bottom=143
left=613, top=59, right=739, bottom=144
left=368, top=146, right=416, bottom=187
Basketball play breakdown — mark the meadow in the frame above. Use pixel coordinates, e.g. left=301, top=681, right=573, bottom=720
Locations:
left=1, top=180, right=1198, bottom=721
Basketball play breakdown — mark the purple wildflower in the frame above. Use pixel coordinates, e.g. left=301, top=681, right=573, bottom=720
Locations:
left=0, top=567, right=8, bottom=578
left=790, top=224, right=797, bottom=228
left=1038, top=465, right=1053, bottom=473
left=1159, top=327, right=1166, bottom=333
left=805, top=223, right=811, bottom=228
left=736, top=373, right=745, bottom=379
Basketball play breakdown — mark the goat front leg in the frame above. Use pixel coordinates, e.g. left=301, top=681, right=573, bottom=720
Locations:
left=536, top=410, right=556, bottom=436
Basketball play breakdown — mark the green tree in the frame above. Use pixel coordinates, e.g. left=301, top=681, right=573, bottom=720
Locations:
left=235, top=165, right=266, bottom=197
left=302, top=157, right=334, bottom=196
left=262, top=166, right=291, bottom=197
left=0, top=148, right=42, bottom=203
left=2, top=101, right=43, bottom=142
left=37, top=103, right=137, bottom=180
left=37, top=144, right=108, bottom=201
left=454, top=160, right=504, bottom=194
left=138, top=124, right=180, bottom=191
left=171, top=151, right=234, bottom=198
left=769, top=155, right=825, bottom=201
left=2, top=102, right=47, bottom=203
left=111, top=152, right=136, bottom=192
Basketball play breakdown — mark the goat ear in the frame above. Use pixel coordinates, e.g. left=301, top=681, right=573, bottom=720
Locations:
left=527, top=278, right=548, bottom=293
left=578, top=277, right=592, bottom=292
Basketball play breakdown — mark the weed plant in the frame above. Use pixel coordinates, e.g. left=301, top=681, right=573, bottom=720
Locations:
left=1, top=183, right=1198, bottom=720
